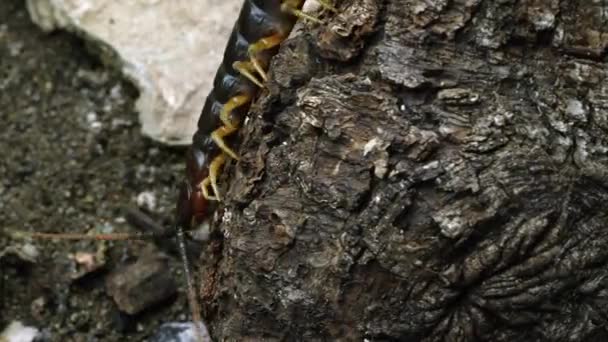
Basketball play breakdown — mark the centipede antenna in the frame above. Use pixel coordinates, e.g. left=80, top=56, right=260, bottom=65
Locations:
left=175, top=225, right=204, bottom=342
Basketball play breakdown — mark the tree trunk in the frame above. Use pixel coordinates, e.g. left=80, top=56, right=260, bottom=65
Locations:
left=199, top=0, right=608, bottom=340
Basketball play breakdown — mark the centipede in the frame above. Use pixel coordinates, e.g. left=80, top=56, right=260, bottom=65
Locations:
left=177, top=0, right=336, bottom=222
left=10, top=1, right=336, bottom=341
left=175, top=2, right=337, bottom=335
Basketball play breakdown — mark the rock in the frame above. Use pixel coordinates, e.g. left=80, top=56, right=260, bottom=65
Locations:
left=25, top=0, right=241, bottom=145
left=105, top=247, right=177, bottom=315
left=149, top=322, right=211, bottom=342
left=136, top=190, right=157, bottom=212
left=0, top=321, right=40, bottom=342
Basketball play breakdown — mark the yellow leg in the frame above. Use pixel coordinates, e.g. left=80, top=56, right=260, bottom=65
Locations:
left=211, top=126, right=239, bottom=161
left=200, top=177, right=218, bottom=201
left=238, top=0, right=336, bottom=87
left=202, top=95, right=252, bottom=201
left=233, top=61, right=265, bottom=88
left=247, top=33, right=287, bottom=82
left=219, top=94, right=250, bottom=130
left=211, top=94, right=250, bottom=160
left=209, top=153, right=227, bottom=201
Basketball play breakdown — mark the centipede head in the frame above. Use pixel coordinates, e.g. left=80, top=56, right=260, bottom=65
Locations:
left=176, top=180, right=209, bottom=230
left=178, top=147, right=214, bottom=230
left=173, top=149, right=213, bottom=341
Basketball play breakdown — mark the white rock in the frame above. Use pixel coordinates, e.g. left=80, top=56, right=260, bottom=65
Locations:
left=1, top=321, right=40, bottom=342
left=150, top=322, right=211, bottom=342
left=26, top=0, right=241, bottom=145
left=136, top=190, right=157, bottom=211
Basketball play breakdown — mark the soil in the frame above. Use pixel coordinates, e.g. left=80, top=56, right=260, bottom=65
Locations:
left=0, top=0, right=196, bottom=340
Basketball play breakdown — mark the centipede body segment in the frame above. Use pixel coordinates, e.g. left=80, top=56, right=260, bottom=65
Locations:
left=177, top=0, right=334, bottom=230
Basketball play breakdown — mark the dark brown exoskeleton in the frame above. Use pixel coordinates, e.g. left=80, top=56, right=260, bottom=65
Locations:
left=177, top=0, right=337, bottom=216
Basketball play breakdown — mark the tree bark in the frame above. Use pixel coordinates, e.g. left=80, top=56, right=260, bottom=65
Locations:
left=200, top=0, right=608, bottom=340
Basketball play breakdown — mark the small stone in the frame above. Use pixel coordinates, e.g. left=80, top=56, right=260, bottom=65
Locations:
left=86, top=111, right=103, bottom=131
left=8, top=41, right=24, bottom=56
left=565, top=99, right=587, bottom=122
left=105, top=247, right=176, bottom=315
left=0, top=321, right=40, bottom=342
left=136, top=191, right=157, bottom=212
left=149, top=322, right=211, bottom=342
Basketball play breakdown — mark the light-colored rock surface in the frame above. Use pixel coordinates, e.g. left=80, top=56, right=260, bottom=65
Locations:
left=1, top=321, right=40, bottom=342
left=26, top=0, right=241, bottom=145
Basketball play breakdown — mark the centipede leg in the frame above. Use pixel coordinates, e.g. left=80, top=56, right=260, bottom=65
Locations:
left=240, top=1, right=336, bottom=86
left=202, top=94, right=252, bottom=201
left=247, top=33, right=287, bottom=82
left=233, top=61, right=265, bottom=88
left=211, top=125, right=239, bottom=161
left=200, top=153, right=227, bottom=201
left=200, top=178, right=218, bottom=201
left=219, top=94, right=249, bottom=130
left=211, top=94, right=251, bottom=160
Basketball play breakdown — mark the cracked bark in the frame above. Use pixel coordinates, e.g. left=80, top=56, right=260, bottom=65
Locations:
left=199, top=0, right=608, bottom=340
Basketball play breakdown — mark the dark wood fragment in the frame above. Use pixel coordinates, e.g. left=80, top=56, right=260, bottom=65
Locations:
left=106, top=247, right=177, bottom=315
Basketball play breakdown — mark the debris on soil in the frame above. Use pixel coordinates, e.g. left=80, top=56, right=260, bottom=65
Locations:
left=0, top=321, right=40, bottom=342
left=149, top=322, right=211, bottom=342
left=29, top=297, right=48, bottom=322
left=105, top=246, right=177, bottom=315
left=0, top=244, right=39, bottom=265
left=68, top=249, right=107, bottom=280
left=136, top=190, right=158, bottom=212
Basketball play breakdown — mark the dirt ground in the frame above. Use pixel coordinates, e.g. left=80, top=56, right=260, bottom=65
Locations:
left=0, top=0, right=198, bottom=340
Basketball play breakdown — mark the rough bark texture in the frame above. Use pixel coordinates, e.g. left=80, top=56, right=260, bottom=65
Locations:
left=200, top=0, right=608, bottom=340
